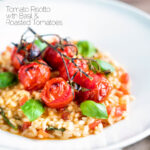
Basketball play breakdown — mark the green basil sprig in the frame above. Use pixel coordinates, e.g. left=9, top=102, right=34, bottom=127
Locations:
left=21, top=99, right=45, bottom=121
left=34, top=39, right=47, bottom=51
left=0, top=72, right=18, bottom=88
left=80, top=100, right=108, bottom=119
left=90, top=59, right=115, bottom=74
left=46, top=126, right=65, bottom=132
left=76, top=41, right=96, bottom=57
left=0, top=107, right=18, bottom=130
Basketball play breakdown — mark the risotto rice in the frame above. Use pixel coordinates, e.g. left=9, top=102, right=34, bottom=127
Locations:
left=0, top=45, right=134, bottom=139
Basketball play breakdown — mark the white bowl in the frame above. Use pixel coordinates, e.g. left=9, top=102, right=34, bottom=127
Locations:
left=0, top=0, right=150, bottom=149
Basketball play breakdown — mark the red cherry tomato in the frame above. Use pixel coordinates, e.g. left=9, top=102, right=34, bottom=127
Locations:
left=44, top=41, right=77, bottom=69
left=18, top=60, right=51, bottom=91
left=59, top=59, right=111, bottom=102
left=41, top=77, right=73, bottom=108
left=11, top=47, right=24, bottom=70
left=59, top=59, right=89, bottom=85
left=74, top=71, right=104, bottom=89
left=76, top=73, right=111, bottom=102
left=11, top=43, right=33, bottom=70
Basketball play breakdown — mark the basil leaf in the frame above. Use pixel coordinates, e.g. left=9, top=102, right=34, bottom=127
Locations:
left=46, top=126, right=65, bottom=132
left=21, top=99, right=45, bottom=121
left=91, top=59, right=115, bottom=74
left=0, top=107, right=18, bottom=130
left=80, top=100, right=108, bottom=119
left=0, top=72, right=18, bottom=88
left=76, top=41, right=96, bottom=57
left=34, top=39, right=47, bottom=51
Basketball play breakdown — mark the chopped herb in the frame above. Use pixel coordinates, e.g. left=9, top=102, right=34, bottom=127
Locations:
left=46, top=126, right=65, bottom=132
left=0, top=72, right=18, bottom=88
left=0, top=107, right=18, bottom=130
left=21, top=99, right=45, bottom=121
left=80, top=100, right=108, bottom=119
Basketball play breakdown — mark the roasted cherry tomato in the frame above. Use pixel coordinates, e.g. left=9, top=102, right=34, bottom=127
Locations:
left=59, top=59, right=111, bottom=102
left=76, top=73, right=111, bottom=102
left=41, top=77, right=73, bottom=108
left=44, top=41, right=77, bottom=69
left=18, top=60, right=51, bottom=91
left=74, top=71, right=105, bottom=89
left=11, top=43, right=33, bottom=70
left=11, top=47, right=24, bottom=70
left=59, top=59, right=89, bottom=85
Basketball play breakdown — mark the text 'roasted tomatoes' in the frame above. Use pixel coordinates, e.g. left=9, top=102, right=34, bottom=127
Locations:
left=41, top=77, right=74, bottom=108
left=18, top=60, right=51, bottom=91
left=44, top=41, right=77, bottom=69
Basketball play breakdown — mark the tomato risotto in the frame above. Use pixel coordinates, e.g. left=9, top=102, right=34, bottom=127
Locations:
left=0, top=28, right=134, bottom=139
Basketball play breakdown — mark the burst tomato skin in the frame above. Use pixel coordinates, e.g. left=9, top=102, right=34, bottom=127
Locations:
left=76, top=73, right=112, bottom=102
left=44, top=41, right=77, bottom=69
left=18, top=60, right=51, bottom=91
left=41, top=77, right=73, bottom=108
left=11, top=47, right=24, bottom=70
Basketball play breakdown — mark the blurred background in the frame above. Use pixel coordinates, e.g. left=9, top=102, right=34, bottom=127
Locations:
left=120, top=1, right=150, bottom=150
left=121, top=0, right=150, bottom=13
